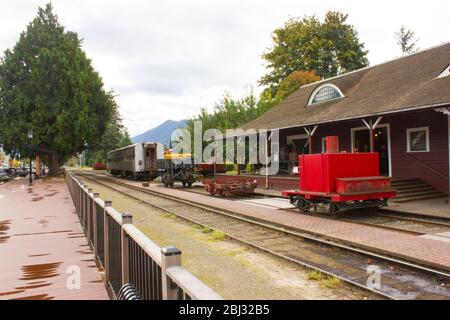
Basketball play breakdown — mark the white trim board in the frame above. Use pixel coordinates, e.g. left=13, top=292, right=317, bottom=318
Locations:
left=286, top=134, right=308, bottom=144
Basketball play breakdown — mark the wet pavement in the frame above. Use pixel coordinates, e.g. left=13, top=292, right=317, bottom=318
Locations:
left=0, top=178, right=108, bottom=300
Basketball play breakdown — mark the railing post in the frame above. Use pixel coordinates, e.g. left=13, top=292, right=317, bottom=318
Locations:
left=83, top=185, right=89, bottom=229
left=87, top=188, right=93, bottom=242
left=161, top=246, right=182, bottom=300
left=78, top=182, right=84, bottom=217
left=104, top=200, right=112, bottom=287
left=121, top=212, right=133, bottom=286
left=93, top=193, right=100, bottom=256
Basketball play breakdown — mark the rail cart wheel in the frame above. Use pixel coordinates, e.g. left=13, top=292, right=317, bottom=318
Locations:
left=328, top=203, right=340, bottom=216
left=169, top=181, right=174, bottom=188
left=296, top=197, right=312, bottom=214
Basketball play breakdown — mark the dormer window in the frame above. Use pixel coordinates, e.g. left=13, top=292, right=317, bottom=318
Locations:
left=436, top=64, right=450, bottom=79
left=308, top=84, right=344, bottom=105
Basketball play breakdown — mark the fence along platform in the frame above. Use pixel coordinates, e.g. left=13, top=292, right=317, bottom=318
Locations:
left=66, top=172, right=221, bottom=300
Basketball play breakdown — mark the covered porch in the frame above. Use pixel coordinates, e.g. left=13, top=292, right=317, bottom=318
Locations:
left=219, top=107, right=450, bottom=198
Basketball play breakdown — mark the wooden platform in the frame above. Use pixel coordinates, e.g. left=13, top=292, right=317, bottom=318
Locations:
left=0, top=178, right=109, bottom=300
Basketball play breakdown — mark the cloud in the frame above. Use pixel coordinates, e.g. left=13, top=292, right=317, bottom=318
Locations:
left=0, top=0, right=449, bottom=136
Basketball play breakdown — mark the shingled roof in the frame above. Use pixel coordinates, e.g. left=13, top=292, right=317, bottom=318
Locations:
left=240, top=42, right=450, bottom=131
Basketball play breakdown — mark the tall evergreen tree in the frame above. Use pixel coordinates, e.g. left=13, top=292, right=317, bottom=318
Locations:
left=0, top=3, right=114, bottom=175
left=85, top=96, right=132, bottom=165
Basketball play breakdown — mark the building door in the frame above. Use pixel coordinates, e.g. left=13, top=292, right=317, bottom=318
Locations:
left=352, top=125, right=391, bottom=176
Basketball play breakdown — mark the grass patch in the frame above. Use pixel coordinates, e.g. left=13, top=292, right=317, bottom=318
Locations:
left=211, top=230, right=227, bottom=241
left=201, top=227, right=214, bottom=234
left=163, top=213, right=177, bottom=219
left=308, top=270, right=325, bottom=281
left=322, top=276, right=341, bottom=288
left=308, top=271, right=341, bottom=288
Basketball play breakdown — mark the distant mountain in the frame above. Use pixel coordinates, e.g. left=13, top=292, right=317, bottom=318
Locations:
left=131, top=120, right=187, bottom=145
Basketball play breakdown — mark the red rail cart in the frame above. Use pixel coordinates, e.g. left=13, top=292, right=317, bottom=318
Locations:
left=282, top=136, right=396, bottom=214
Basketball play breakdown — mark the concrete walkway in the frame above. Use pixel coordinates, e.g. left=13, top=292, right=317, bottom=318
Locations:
left=387, top=197, right=450, bottom=218
left=0, top=178, right=108, bottom=300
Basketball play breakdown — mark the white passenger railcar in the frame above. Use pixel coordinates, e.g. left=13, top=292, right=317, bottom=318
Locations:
left=107, top=142, right=163, bottom=180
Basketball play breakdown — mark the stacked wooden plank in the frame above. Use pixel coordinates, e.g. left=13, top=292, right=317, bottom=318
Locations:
left=204, top=179, right=257, bottom=197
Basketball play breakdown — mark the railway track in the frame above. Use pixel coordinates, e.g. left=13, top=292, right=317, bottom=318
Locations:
left=144, top=182, right=450, bottom=236
left=74, top=171, right=450, bottom=300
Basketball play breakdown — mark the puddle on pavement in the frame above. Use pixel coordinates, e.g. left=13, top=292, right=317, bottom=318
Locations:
left=15, top=283, right=51, bottom=290
left=12, top=229, right=72, bottom=237
left=28, top=253, right=50, bottom=257
left=0, top=220, right=12, bottom=244
left=11, top=294, right=54, bottom=300
left=20, top=262, right=62, bottom=281
left=38, top=219, right=49, bottom=228
left=3, top=262, right=63, bottom=300
left=0, top=290, right=26, bottom=297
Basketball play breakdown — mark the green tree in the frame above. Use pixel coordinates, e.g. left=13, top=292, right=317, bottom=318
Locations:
left=395, top=26, right=419, bottom=55
left=260, top=11, right=368, bottom=93
left=274, top=70, right=321, bottom=101
left=85, top=98, right=132, bottom=165
left=0, top=3, right=113, bottom=175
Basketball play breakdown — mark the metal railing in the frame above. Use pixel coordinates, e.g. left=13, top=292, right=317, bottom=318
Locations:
left=66, top=172, right=221, bottom=300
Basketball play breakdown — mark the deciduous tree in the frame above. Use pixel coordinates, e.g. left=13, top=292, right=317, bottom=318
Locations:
left=259, top=11, right=368, bottom=94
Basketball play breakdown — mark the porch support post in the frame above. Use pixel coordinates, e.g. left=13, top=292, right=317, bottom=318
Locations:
left=303, top=125, right=318, bottom=154
left=236, top=136, right=241, bottom=176
left=362, top=116, right=383, bottom=153
left=265, top=131, right=272, bottom=190
left=448, top=114, right=450, bottom=195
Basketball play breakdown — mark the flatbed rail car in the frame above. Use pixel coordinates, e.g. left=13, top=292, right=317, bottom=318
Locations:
left=107, top=142, right=162, bottom=180
left=282, top=136, right=396, bottom=215
left=158, top=152, right=226, bottom=187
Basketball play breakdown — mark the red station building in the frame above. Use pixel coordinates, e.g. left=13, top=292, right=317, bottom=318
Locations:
left=219, top=42, right=450, bottom=202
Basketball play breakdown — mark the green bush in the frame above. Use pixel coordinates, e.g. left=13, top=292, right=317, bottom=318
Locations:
left=225, top=163, right=237, bottom=171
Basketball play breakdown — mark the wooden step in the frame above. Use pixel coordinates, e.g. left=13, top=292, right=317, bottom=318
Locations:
left=391, top=178, right=447, bottom=203
left=394, top=185, right=435, bottom=192
left=391, top=179, right=423, bottom=187
left=396, top=189, right=444, bottom=198
left=395, top=193, right=447, bottom=203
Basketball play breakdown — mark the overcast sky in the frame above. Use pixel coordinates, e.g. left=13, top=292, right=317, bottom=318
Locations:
left=1, top=0, right=449, bottom=136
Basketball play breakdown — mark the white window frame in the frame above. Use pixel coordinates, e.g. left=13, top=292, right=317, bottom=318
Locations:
left=308, top=83, right=344, bottom=106
left=406, top=127, right=430, bottom=153
left=321, top=137, right=327, bottom=153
